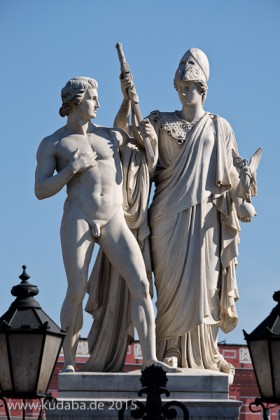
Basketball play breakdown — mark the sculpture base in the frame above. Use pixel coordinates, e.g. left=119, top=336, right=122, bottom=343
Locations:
left=46, top=369, right=242, bottom=419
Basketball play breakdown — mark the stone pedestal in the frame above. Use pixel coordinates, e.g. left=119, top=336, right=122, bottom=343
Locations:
left=46, top=369, right=242, bottom=419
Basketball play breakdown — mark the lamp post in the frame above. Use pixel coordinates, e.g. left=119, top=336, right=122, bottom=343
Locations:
left=0, top=265, right=66, bottom=419
left=243, top=290, right=280, bottom=420
left=118, top=365, right=189, bottom=419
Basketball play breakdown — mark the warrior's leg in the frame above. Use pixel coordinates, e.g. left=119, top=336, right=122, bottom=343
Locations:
left=99, top=210, right=181, bottom=372
left=60, top=209, right=94, bottom=372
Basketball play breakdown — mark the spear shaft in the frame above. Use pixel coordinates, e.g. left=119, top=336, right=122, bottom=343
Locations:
left=116, top=42, right=154, bottom=161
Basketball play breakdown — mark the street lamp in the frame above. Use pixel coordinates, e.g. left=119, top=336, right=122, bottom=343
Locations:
left=0, top=265, right=66, bottom=419
left=243, top=290, right=280, bottom=420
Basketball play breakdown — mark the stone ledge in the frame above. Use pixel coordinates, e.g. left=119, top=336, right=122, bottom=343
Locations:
left=58, top=368, right=230, bottom=400
left=46, top=398, right=242, bottom=420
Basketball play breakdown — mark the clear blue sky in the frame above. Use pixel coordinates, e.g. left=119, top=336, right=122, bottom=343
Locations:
left=0, top=0, right=279, bottom=345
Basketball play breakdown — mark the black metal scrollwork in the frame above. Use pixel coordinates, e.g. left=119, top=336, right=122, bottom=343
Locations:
left=118, top=365, right=189, bottom=420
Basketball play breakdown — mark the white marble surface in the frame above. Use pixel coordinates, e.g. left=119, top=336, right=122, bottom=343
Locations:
left=58, top=369, right=230, bottom=399
left=46, top=370, right=241, bottom=419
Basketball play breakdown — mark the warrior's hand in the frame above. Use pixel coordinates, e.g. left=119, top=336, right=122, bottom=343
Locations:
left=70, top=148, right=97, bottom=174
left=120, top=73, right=134, bottom=102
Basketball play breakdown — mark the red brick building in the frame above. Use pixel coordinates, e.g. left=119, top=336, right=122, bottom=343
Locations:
left=1, top=340, right=279, bottom=419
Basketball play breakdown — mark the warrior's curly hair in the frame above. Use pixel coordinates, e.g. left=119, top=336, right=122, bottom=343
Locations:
left=59, top=77, right=98, bottom=117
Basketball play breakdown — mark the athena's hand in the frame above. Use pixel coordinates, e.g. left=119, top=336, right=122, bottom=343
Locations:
left=139, top=119, right=157, bottom=145
left=237, top=202, right=256, bottom=223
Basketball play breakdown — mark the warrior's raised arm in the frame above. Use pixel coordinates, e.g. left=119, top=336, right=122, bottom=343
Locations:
left=115, top=42, right=157, bottom=171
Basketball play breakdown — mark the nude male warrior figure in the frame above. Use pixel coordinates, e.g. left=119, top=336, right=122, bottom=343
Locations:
left=35, top=76, right=178, bottom=373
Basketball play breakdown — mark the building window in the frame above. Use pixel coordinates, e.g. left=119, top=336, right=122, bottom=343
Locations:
left=239, top=347, right=251, bottom=364
left=134, top=343, right=143, bottom=360
left=222, top=350, right=236, bottom=359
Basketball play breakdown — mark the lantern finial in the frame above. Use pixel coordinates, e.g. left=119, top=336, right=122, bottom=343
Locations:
left=273, top=291, right=280, bottom=304
left=19, top=265, right=30, bottom=283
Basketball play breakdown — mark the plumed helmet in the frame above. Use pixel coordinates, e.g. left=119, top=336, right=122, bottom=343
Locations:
left=174, top=48, right=210, bottom=86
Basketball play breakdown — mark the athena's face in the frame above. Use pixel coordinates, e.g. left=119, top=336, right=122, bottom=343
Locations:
left=176, top=81, right=202, bottom=107
left=77, top=88, right=100, bottom=120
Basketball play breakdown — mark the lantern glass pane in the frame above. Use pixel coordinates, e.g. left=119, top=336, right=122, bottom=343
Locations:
left=249, top=340, right=273, bottom=398
left=37, top=334, right=63, bottom=394
left=0, top=333, right=12, bottom=392
left=8, top=333, right=44, bottom=394
left=271, top=339, right=280, bottom=399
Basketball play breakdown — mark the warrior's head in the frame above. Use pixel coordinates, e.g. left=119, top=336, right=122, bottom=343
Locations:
left=59, top=77, right=98, bottom=117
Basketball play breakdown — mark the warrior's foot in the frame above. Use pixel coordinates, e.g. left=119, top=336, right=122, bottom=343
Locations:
left=163, top=356, right=178, bottom=368
left=62, top=364, right=75, bottom=373
left=143, top=359, right=182, bottom=373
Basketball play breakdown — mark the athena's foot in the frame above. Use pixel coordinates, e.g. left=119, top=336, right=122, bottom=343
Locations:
left=163, top=356, right=178, bottom=368
left=62, top=364, right=75, bottom=373
left=220, top=360, right=235, bottom=375
left=143, top=359, right=182, bottom=373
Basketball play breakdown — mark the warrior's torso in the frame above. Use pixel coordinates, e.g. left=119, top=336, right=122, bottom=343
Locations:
left=54, top=126, right=124, bottom=225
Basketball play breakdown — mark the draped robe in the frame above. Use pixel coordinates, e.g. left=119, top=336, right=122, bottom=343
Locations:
left=148, top=111, right=240, bottom=370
